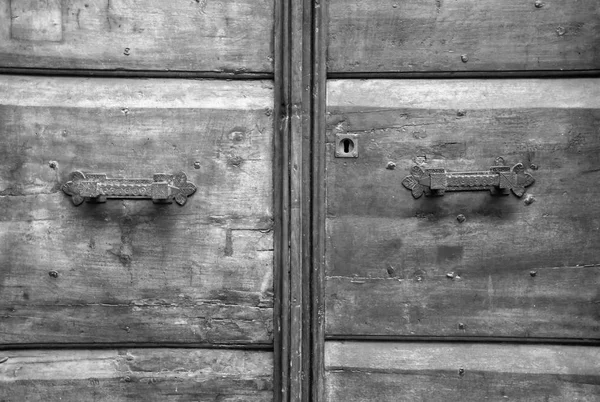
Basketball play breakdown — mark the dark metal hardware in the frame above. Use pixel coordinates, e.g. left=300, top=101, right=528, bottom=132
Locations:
left=335, top=134, right=359, bottom=158
left=62, top=171, right=197, bottom=206
left=402, top=160, right=535, bottom=198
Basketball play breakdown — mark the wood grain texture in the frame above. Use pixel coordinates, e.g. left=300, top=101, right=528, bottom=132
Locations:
left=328, top=0, right=600, bottom=73
left=9, top=0, right=62, bottom=42
left=311, top=0, right=328, bottom=399
left=0, top=0, right=273, bottom=72
left=0, top=76, right=274, bottom=344
left=279, top=0, right=321, bottom=399
left=326, top=79, right=600, bottom=339
left=325, top=342, right=600, bottom=402
left=272, top=0, right=288, bottom=398
left=0, top=348, right=273, bottom=401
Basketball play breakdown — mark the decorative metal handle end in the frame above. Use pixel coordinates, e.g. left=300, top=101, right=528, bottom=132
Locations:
left=62, top=171, right=197, bottom=206
left=402, top=160, right=535, bottom=199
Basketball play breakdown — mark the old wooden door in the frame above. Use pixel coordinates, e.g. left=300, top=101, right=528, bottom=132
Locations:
left=1, top=0, right=600, bottom=401
left=0, top=1, right=277, bottom=400
left=322, top=1, right=600, bottom=401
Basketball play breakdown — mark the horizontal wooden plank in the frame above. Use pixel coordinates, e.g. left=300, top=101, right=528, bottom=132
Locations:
left=0, top=76, right=274, bottom=344
left=0, top=348, right=273, bottom=401
left=328, top=0, right=600, bottom=73
left=325, top=342, right=600, bottom=402
left=0, top=0, right=273, bottom=72
left=327, top=79, right=600, bottom=110
left=326, top=79, right=600, bottom=338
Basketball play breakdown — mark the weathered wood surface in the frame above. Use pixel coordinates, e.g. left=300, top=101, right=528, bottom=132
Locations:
left=326, top=79, right=600, bottom=338
left=328, top=0, right=600, bottom=73
left=0, top=0, right=273, bottom=72
left=325, top=342, right=600, bottom=402
left=0, top=76, right=274, bottom=344
left=0, top=348, right=273, bottom=401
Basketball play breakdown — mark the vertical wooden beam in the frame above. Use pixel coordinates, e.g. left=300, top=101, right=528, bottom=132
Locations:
left=273, top=0, right=289, bottom=398
left=289, top=0, right=311, bottom=398
left=311, top=0, right=327, bottom=400
left=274, top=0, right=326, bottom=400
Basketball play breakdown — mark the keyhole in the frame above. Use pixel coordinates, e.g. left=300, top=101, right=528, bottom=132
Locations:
left=341, top=138, right=354, bottom=154
left=334, top=134, right=358, bottom=158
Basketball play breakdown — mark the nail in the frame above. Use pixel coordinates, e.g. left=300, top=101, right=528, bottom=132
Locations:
left=524, top=194, right=535, bottom=205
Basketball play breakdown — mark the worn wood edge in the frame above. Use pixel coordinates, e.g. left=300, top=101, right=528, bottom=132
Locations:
left=327, top=78, right=600, bottom=109
left=328, top=70, right=600, bottom=79
left=311, top=0, right=327, bottom=401
left=0, top=75, right=274, bottom=109
left=324, top=336, right=600, bottom=346
left=0, top=67, right=273, bottom=79
left=272, top=0, right=288, bottom=398
left=324, top=341, right=600, bottom=373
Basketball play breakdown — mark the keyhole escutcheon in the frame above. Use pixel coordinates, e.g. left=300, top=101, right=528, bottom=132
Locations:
left=335, top=134, right=359, bottom=158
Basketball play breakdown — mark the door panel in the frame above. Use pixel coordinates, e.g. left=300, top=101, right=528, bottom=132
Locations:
left=0, top=76, right=274, bottom=344
left=325, top=342, right=600, bottom=401
left=0, top=0, right=273, bottom=72
left=0, top=0, right=278, bottom=399
left=326, top=79, right=600, bottom=338
left=328, top=0, right=600, bottom=73
left=0, top=349, right=273, bottom=401
left=324, top=0, right=600, bottom=399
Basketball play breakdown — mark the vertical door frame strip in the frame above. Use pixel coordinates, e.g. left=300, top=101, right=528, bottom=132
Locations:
left=274, top=0, right=326, bottom=400
left=311, top=0, right=327, bottom=400
left=273, top=0, right=289, bottom=398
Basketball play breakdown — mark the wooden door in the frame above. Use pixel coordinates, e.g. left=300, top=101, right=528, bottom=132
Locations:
left=0, top=1, right=276, bottom=400
left=323, top=1, right=600, bottom=401
left=1, top=1, right=599, bottom=401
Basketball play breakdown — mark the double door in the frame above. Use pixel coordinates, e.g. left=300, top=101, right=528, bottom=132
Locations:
left=0, top=0, right=599, bottom=401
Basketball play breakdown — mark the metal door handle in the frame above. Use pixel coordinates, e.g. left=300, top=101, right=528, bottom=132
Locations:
left=62, top=171, right=197, bottom=206
left=402, top=160, right=535, bottom=198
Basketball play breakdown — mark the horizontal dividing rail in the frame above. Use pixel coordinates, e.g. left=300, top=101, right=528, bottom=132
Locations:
left=325, top=335, right=600, bottom=346
left=7, top=69, right=600, bottom=80
left=0, top=343, right=274, bottom=351
left=0, top=67, right=273, bottom=80
left=328, top=70, right=600, bottom=79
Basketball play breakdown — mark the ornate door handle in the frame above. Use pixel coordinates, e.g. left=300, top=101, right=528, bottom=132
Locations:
left=402, top=160, right=535, bottom=199
left=62, top=171, right=197, bottom=206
